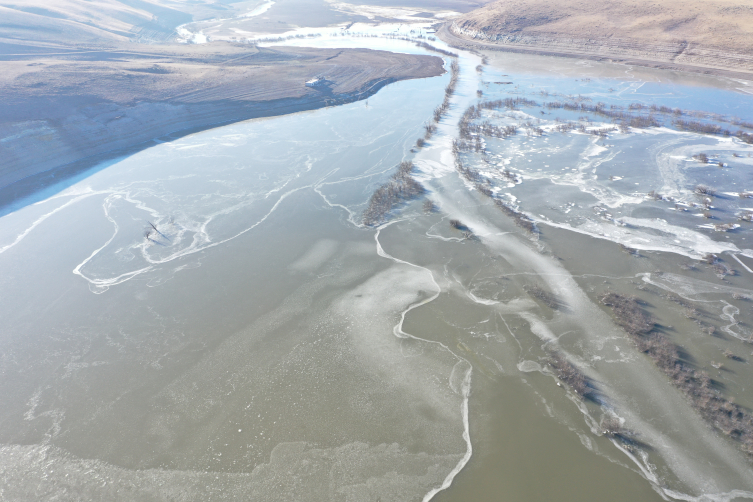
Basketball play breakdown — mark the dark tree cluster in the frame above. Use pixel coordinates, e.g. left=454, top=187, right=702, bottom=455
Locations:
left=600, top=292, right=753, bottom=457
left=674, top=120, right=728, bottom=136
left=362, top=161, right=424, bottom=226
left=492, top=199, right=536, bottom=233
left=544, top=352, right=591, bottom=397
left=524, top=284, right=563, bottom=310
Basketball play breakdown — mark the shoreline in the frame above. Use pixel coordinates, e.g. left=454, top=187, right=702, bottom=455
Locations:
left=0, top=44, right=444, bottom=212
left=0, top=74, right=424, bottom=214
left=437, top=24, right=753, bottom=82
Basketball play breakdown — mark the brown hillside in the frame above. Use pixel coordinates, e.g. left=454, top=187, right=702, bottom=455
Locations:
left=449, top=0, right=753, bottom=73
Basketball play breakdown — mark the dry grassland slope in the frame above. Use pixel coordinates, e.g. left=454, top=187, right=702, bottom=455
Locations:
left=0, top=0, right=196, bottom=47
left=450, top=0, right=753, bottom=73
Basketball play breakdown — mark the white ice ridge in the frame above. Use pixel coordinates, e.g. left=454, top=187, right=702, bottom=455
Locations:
left=73, top=184, right=312, bottom=293
left=0, top=192, right=96, bottom=254
left=536, top=215, right=740, bottom=260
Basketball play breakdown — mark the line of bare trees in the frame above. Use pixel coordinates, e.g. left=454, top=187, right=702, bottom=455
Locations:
left=545, top=100, right=662, bottom=129
left=544, top=352, right=591, bottom=397
left=537, top=89, right=753, bottom=131
left=600, top=292, right=753, bottom=457
left=433, top=59, right=460, bottom=123
left=523, top=97, right=753, bottom=140
left=362, top=161, right=424, bottom=226
left=412, top=40, right=458, bottom=58
left=674, top=120, right=753, bottom=143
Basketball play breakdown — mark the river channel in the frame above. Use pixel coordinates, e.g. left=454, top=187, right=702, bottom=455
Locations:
left=1, top=22, right=753, bottom=502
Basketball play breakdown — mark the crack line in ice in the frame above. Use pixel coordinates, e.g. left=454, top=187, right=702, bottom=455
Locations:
left=729, top=253, right=753, bottom=274
left=373, top=223, right=473, bottom=502
left=0, top=192, right=96, bottom=254
left=73, top=184, right=313, bottom=291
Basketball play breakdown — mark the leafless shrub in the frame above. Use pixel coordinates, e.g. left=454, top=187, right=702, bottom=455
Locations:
left=591, top=127, right=616, bottom=137
left=544, top=352, right=591, bottom=397
left=432, top=60, right=460, bottom=123
left=524, top=285, right=562, bottom=310
left=476, top=89, right=483, bottom=97
left=683, top=307, right=699, bottom=319
left=695, top=185, right=716, bottom=196
left=600, top=293, right=654, bottom=336
left=544, top=100, right=660, bottom=128
left=712, top=263, right=736, bottom=277
left=493, top=199, right=536, bottom=233
left=412, top=41, right=458, bottom=57
left=619, top=243, right=638, bottom=255
left=416, top=138, right=425, bottom=148
left=457, top=104, right=518, bottom=141
left=423, top=199, right=436, bottom=213
left=723, top=349, right=745, bottom=362
left=453, top=157, right=481, bottom=181
left=449, top=219, right=464, bottom=230
left=600, top=414, right=624, bottom=437
left=677, top=121, right=729, bottom=136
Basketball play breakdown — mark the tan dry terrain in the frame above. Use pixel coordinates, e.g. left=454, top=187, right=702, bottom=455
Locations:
left=445, top=0, right=753, bottom=76
left=0, top=0, right=448, bottom=198
left=0, top=43, right=443, bottom=191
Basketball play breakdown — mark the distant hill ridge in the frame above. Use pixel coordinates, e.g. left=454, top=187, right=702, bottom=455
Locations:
left=448, top=0, right=753, bottom=74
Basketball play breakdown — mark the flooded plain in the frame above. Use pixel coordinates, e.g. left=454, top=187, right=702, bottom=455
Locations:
left=2, top=23, right=753, bottom=502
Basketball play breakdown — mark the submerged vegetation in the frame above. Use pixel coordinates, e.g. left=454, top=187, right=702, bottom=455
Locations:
left=544, top=352, right=592, bottom=398
left=362, top=161, right=424, bottom=226
left=449, top=219, right=464, bottom=230
left=525, top=284, right=564, bottom=310
left=600, top=293, right=753, bottom=457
